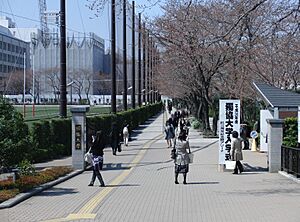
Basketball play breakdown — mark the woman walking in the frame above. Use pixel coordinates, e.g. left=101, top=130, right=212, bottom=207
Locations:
left=164, top=120, right=175, bottom=148
left=174, top=131, right=191, bottom=184
left=88, top=131, right=105, bottom=187
left=230, top=131, right=244, bottom=174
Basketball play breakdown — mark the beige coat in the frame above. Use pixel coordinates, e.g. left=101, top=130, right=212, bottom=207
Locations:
left=230, top=138, right=243, bottom=161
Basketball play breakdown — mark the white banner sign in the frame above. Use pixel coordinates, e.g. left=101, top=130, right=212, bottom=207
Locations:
left=219, top=100, right=240, bottom=164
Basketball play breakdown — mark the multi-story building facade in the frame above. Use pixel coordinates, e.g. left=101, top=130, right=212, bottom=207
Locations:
left=0, top=17, right=30, bottom=94
left=0, top=16, right=106, bottom=103
left=33, top=33, right=105, bottom=102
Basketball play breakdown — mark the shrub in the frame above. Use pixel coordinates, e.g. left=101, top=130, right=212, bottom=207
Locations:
left=16, top=175, right=40, bottom=192
left=0, top=97, right=32, bottom=168
left=18, top=160, right=36, bottom=176
left=0, top=178, right=15, bottom=190
left=0, top=189, right=19, bottom=203
left=192, top=119, right=202, bottom=129
left=283, top=117, right=298, bottom=147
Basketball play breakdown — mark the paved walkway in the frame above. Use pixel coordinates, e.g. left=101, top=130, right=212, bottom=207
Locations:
left=1, top=112, right=300, bottom=222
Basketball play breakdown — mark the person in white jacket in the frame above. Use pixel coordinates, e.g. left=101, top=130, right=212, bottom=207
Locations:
left=123, top=124, right=129, bottom=146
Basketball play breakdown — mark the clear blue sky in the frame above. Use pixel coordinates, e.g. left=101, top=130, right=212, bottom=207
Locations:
left=0, top=0, right=163, bottom=47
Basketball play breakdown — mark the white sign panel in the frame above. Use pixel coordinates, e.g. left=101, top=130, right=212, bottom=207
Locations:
left=219, top=100, right=240, bottom=164
left=298, top=106, right=300, bottom=144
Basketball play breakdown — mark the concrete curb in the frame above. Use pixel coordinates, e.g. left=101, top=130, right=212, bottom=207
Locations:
left=278, top=171, right=300, bottom=184
left=0, top=169, right=84, bottom=209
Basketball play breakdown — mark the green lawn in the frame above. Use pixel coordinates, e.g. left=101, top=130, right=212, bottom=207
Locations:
left=14, top=105, right=111, bottom=122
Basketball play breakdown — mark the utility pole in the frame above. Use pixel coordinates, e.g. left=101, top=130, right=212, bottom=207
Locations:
left=111, top=0, right=117, bottom=113
left=59, top=0, right=67, bottom=118
left=138, top=13, right=142, bottom=107
left=131, top=1, right=136, bottom=109
left=123, top=0, right=127, bottom=111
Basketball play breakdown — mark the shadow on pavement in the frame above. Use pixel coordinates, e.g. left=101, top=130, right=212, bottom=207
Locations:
left=105, top=184, right=140, bottom=188
left=103, top=163, right=131, bottom=171
left=226, top=188, right=300, bottom=196
left=37, top=187, right=78, bottom=196
left=243, top=163, right=268, bottom=172
left=186, top=182, right=219, bottom=185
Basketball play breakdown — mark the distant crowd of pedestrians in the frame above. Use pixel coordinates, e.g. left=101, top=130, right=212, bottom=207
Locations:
left=84, top=102, right=245, bottom=187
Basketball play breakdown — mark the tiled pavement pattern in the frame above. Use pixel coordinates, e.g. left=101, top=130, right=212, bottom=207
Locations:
left=1, top=112, right=300, bottom=222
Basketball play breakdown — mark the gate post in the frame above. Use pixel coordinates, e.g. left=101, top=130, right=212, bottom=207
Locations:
left=267, top=119, right=284, bottom=173
left=71, top=106, right=90, bottom=170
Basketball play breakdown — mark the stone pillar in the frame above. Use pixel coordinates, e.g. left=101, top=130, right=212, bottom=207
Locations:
left=267, top=119, right=284, bottom=173
left=71, top=106, right=90, bottom=170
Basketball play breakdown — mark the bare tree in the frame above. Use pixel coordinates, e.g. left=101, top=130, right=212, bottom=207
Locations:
left=44, top=68, right=60, bottom=101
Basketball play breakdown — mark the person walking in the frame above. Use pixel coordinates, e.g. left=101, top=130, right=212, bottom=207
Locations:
left=164, top=120, right=175, bottom=148
left=174, top=131, right=191, bottom=184
left=123, top=124, right=129, bottom=146
left=88, top=131, right=105, bottom=187
left=230, top=131, right=244, bottom=174
left=110, top=122, right=121, bottom=155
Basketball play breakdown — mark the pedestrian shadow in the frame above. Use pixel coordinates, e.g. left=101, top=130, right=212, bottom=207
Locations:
left=115, top=153, right=136, bottom=156
left=128, top=112, right=163, bottom=138
left=185, top=182, right=219, bottom=185
left=104, top=184, right=140, bottom=188
left=243, top=163, right=268, bottom=172
left=102, top=163, right=131, bottom=171
left=226, top=188, right=300, bottom=196
left=37, top=187, right=78, bottom=197
left=189, top=140, right=219, bottom=154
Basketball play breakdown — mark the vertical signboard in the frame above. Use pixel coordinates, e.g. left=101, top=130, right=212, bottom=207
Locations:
left=219, top=100, right=240, bottom=164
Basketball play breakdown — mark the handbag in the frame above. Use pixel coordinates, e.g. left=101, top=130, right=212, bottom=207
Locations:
left=171, top=148, right=176, bottom=159
left=84, top=148, right=93, bottom=164
left=225, top=160, right=236, bottom=170
left=188, top=153, right=194, bottom=164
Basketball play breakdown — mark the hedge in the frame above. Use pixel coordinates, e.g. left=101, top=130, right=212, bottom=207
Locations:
left=283, top=117, right=298, bottom=148
left=29, top=102, right=162, bottom=162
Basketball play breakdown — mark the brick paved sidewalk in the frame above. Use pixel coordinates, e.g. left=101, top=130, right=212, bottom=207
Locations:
left=1, top=112, right=300, bottom=222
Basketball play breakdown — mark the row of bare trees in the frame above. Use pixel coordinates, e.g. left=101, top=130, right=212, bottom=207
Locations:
left=149, top=0, right=300, bottom=131
left=3, top=68, right=107, bottom=104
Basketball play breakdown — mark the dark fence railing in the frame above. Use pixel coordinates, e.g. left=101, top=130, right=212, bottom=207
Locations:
left=281, top=145, right=300, bottom=177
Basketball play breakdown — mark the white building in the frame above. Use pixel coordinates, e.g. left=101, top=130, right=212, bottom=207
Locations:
left=0, top=17, right=30, bottom=94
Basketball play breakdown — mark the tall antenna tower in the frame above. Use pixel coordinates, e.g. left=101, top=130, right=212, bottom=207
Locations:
left=38, top=0, right=49, bottom=44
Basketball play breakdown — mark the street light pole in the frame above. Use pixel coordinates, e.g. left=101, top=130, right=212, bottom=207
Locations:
left=138, top=13, right=142, bottom=107
left=131, top=1, right=136, bottom=109
left=142, top=22, right=146, bottom=105
left=59, top=0, right=67, bottom=118
left=123, top=0, right=127, bottom=111
left=111, top=0, right=117, bottom=113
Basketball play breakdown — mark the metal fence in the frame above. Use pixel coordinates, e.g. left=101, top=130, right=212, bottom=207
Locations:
left=281, top=145, right=300, bottom=177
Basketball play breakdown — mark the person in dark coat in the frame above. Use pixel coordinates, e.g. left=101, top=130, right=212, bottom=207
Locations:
left=110, top=122, right=121, bottom=155
left=88, top=131, right=105, bottom=187
left=230, top=131, right=244, bottom=174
